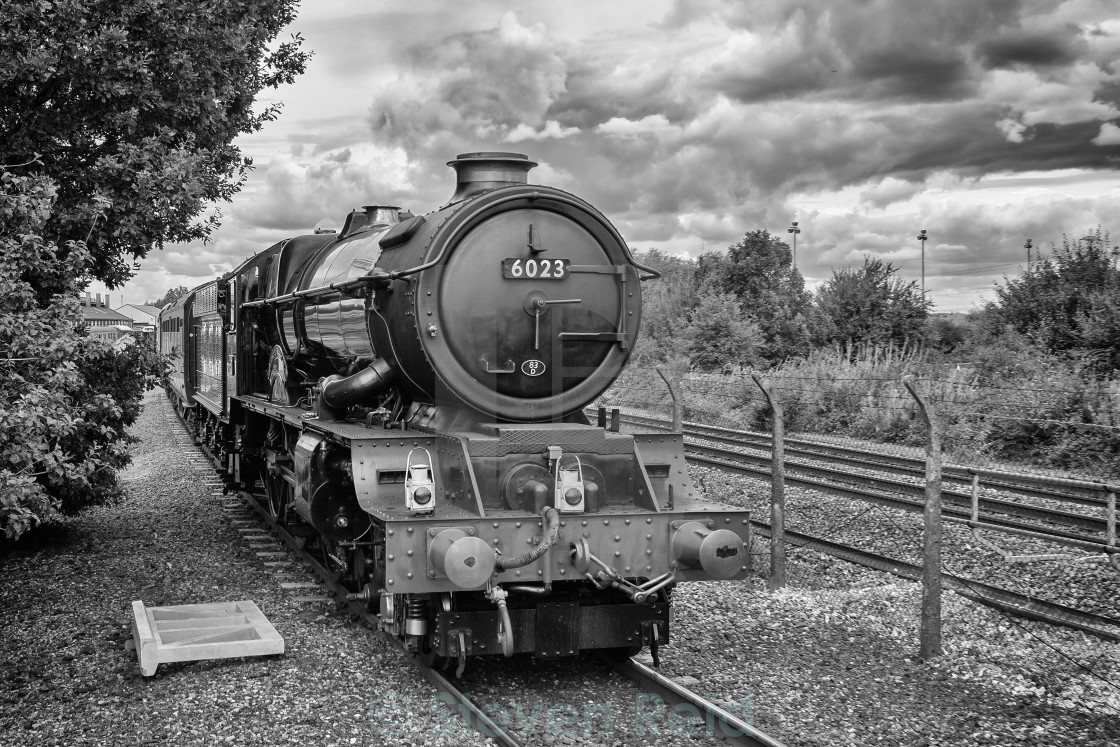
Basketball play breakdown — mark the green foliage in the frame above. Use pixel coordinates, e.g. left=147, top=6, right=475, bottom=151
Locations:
left=0, top=0, right=304, bottom=541
left=0, top=0, right=308, bottom=288
left=814, top=256, right=931, bottom=351
left=697, top=230, right=813, bottom=364
left=754, top=342, right=934, bottom=444
left=684, top=292, right=763, bottom=372
left=147, top=285, right=190, bottom=309
left=1, top=172, right=167, bottom=540
left=926, top=314, right=971, bottom=355
left=631, top=249, right=700, bottom=365
left=968, top=377, right=1120, bottom=473
left=983, top=228, right=1120, bottom=374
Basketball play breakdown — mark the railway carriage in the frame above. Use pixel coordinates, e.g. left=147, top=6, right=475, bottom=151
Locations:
left=159, top=290, right=195, bottom=411
left=159, top=152, right=752, bottom=672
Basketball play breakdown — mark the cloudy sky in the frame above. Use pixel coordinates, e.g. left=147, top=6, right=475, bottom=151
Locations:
left=94, top=0, right=1120, bottom=313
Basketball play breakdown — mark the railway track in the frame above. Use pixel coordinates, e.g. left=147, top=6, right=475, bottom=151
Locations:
left=620, top=412, right=1116, bottom=506
left=233, top=484, right=789, bottom=746
left=612, top=412, right=1118, bottom=555
left=178, top=411, right=789, bottom=746
left=749, top=522, right=1120, bottom=643
left=171, top=395, right=1120, bottom=742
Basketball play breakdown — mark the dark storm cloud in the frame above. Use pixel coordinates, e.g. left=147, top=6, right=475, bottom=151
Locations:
left=978, top=26, right=1086, bottom=69
left=239, top=0, right=1119, bottom=292
left=104, top=0, right=1120, bottom=313
left=348, top=0, right=1119, bottom=226
left=697, top=3, right=998, bottom=104
left=367, top=14, right=568, bottom=150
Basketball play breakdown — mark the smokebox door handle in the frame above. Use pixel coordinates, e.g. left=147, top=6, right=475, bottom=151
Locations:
left=480, top=355, right=515, bottom=374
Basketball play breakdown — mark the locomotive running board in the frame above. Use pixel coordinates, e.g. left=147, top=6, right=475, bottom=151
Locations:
left=126, top=600, right=284, bottom=677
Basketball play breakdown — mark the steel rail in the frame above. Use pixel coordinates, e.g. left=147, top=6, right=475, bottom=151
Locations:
left=688, top=450, right=1117, bottom=554
left=684, top=440, right=1107, bottom=536
left=751, top=523, right=1120, bottom=642
left=183, top=410, right=524, bottom=747
left=236, top=489, right=791, bottom=747
left=618, top=412, right=1115, bottom=506
left=600, top=657, right=790, bottom=747
left=183, top=403, right=789, bottom=747
left=233, top=489, right=524, bottom=747
left=606, top=411, right=1110, bottom=537
left=243, top=475, right=787, bottom=747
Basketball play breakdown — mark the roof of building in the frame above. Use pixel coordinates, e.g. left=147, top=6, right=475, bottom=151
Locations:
left=81, top=306, right=133, bottom=323
left=119, top=304, right=161, bottom=316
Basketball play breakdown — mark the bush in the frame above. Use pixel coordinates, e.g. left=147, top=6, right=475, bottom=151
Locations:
left=1, top=172, right=166, bottom=540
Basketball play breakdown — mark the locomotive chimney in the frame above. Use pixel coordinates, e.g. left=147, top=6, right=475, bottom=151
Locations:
left=446, top=152, right=537, bottom=203
left=362, top=205, right=400, bottom=226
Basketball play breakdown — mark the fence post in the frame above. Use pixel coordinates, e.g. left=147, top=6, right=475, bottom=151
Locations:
left=656, top=367, right=683, bottom=431
left=902, top=375, right=943, bottom=659
left=752, top=374, right=786, bottom=589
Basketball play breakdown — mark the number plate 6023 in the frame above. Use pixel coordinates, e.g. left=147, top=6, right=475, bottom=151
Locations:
left=503, top=258, right=569, bottom=280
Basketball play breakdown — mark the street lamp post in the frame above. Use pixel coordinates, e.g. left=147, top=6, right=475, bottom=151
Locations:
left=1025, top=238, right=1033, bottom=270
left=787, top=221, right=800, bottom=268
left=917, top=229, right=928, bottom=296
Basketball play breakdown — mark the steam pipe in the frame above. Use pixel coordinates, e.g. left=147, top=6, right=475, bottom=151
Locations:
left=319, top=358, right=395, bottom=418
left=506, top=583, right=552, bottom=596
left=496, top=507, right=560, bottom=570
left=497, top=596, right=514, bottom=657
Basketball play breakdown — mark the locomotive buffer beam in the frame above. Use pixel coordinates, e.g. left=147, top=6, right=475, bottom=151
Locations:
left=430, top=600, right=668, bottom=658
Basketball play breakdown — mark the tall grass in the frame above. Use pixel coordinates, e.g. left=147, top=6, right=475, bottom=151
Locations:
left=605, top=341, right=1120, bottom=478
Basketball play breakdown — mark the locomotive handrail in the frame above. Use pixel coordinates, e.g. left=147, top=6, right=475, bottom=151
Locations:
left=240, top=191, right=660, bottom=313
left=388, top=190, right=662, bottom=281
left=240, top=270, right=392, bottom=309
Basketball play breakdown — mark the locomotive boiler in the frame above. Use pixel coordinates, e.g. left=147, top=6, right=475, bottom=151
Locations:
left=159, top=152, right=752, bottom=671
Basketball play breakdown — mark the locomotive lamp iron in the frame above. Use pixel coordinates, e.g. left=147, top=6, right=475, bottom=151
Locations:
left=405, top=448, right=435, bottom=514
left=554, top=456, right=586, bottom=513
left=157, top=151, right=755, bottom=671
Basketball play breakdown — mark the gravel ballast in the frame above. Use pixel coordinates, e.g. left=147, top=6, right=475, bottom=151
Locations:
left=2, top=391, right=1119, bottom=746
left=0, top=392, right=490, bottom=747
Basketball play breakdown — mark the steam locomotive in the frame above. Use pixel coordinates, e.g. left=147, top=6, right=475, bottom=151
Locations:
left=158, top=152, right=751, bottom=671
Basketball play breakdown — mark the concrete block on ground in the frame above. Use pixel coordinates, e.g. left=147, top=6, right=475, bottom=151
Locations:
left=127, top=600, right=284, bottom=677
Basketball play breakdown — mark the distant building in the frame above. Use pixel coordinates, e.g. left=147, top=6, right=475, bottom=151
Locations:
left=115, top=303, right=161, bottom=337
left=80, top=292, right=134, bottom=342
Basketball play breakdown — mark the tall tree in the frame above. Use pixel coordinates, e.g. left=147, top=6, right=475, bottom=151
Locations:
left=0, top=0, right=308, bottom=287
left=147, top=285, right=190, bottom=309
left=984, top=228, right=1120, bottom=372
left=814, top=256, right=931, bottom=349
left=1, top=1, right=307, bottom=540
left=697, top=230, right=813, bottom=364
left=684, top=291, right=763, bottom=372
left=631, top=249, right=699, bottom=365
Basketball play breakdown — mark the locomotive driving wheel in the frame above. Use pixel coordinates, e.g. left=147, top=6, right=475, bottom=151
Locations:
left=417, top=639, right=451, bottom=672
left=417, top=593, right=451, bottom=672
left=263, top=470, right=288, bottom=521
left=315, top=537, right=350, bottom=582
